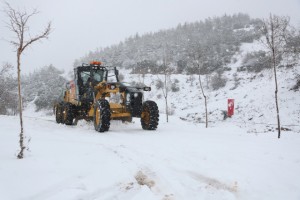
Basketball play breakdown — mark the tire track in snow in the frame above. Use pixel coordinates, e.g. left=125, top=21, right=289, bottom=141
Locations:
left=109, top=144, right=240, bottom=200
left=188, top=171, right=238, bottom=193
left=100, top=144, right=179, bottom=199
left=68, top=144, right=151, bottom=200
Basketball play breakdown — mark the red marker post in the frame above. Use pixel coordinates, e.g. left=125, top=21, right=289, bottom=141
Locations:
left=228, top=99, right=234, bottom=117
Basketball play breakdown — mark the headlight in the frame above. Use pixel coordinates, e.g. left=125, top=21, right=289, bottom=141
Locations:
left=109, top=84, right=116, bottom=90
left=134, top=93, right=139, bottom=98
left=126, top=94, right=131, bottom=101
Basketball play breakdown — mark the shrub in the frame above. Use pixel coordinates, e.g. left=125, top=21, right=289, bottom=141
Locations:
left=211, top=72, right=227, bottom=90
left=171, top=79, right=180, bottom=92
left=155, top=79, right=164, bottom=90
left=291, top=75, right=300, bottom=91
left=241, top=51, right=272, bottom=72
left=171, top=82, right=180, bottom=92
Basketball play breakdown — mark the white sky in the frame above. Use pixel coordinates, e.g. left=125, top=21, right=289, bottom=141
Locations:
left=1, top=0, right=300, bottom=74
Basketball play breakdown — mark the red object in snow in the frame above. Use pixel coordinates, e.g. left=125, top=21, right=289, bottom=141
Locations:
left=228, top=99, right=234, bottom=117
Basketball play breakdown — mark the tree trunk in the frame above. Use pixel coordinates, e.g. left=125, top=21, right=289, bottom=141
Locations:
left=204, top=96, right=208, bottom=128
left=272, top=49, right=281, bottom=138
left=17, top=51, right=25, bottom=159
left=165, top=96, right=168, bottom=122
left=270, top=17, right=281, bottom=139
left=198, top=64, right=208, bottom=128
left=164, top=73, right=169, bottom=123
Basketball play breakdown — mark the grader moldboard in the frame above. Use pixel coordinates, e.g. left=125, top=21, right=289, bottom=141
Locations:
left=54, top=61, right=159, bottom=132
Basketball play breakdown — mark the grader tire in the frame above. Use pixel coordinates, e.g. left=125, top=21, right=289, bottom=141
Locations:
left=62, top=103, right=74, bottom=125
left=94, top=99, right=111, bottom=132
left=55, top=104, right=63, bottom=124
left=141, top=100, right=159, bottom=130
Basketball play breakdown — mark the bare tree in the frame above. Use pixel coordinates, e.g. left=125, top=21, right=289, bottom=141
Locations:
left=157, top=65, right=171, bottom=123
left=189, top=41, right=209, bottom=128
left=260, top=14, right=289, bottom=139
left=4, top=2, right=51, bottom=158
left=156, top=44, right=174, bottom=123
left=196, top=61, right=208, bottom=128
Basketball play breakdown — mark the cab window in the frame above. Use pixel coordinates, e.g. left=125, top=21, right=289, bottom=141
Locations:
left=80, top=71, right=90, bottom=85
left=93, top=70, right=106, bottom=82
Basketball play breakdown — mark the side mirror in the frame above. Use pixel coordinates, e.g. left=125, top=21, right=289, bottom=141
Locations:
left=143, top=87, right=151, bottom=91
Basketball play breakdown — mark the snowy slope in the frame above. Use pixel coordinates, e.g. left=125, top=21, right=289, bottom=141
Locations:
left=1, top=115, right=300, bottom=200
left=123, top=41, right=300, bottom=134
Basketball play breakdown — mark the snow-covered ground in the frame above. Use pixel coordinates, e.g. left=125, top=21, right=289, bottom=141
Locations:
left=1, top=114, right=300, bottom=200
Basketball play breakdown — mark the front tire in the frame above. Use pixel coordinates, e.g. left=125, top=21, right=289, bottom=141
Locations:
left=141, top=101, right=159, bottom=130
left=94, top=99, right=111, bottom=132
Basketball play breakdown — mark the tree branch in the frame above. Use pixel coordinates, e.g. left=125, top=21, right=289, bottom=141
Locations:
left=21, top=22, right=51, bottom=52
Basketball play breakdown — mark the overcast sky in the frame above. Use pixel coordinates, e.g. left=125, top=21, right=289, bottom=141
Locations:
left=1, top=0, right=300, bottom=74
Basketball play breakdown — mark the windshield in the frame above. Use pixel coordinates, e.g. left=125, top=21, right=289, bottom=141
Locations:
left=93, top=69, right=106, bottom=82
left=80, top=69, right=107, bottom=85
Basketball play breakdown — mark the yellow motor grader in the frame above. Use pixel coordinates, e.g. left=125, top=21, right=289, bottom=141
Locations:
left=54, top=61, right=159, bottom=132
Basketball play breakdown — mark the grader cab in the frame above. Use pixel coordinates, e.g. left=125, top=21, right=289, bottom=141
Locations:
left=54, top=61, right=159, bottom=132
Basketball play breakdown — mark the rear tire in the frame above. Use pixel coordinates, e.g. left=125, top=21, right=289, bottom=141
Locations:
left=94, top=99, right=111, bottom=132
left=62, top=103, right=74, bottom=125
left=141, top=101, right=159, bottom=130
left=55, top=104, right=63, bottom=124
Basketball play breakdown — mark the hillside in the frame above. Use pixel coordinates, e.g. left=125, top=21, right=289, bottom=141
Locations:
left=75, top=13, right=262, bottom=74
left=122, top=40, right=300, bottom=133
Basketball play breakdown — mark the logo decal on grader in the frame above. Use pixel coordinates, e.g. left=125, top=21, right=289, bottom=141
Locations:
left=54, top=61, right=159, bottom=132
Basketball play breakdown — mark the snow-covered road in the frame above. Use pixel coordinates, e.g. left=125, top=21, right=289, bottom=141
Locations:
left=1, top=115, right=300, bottom=200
